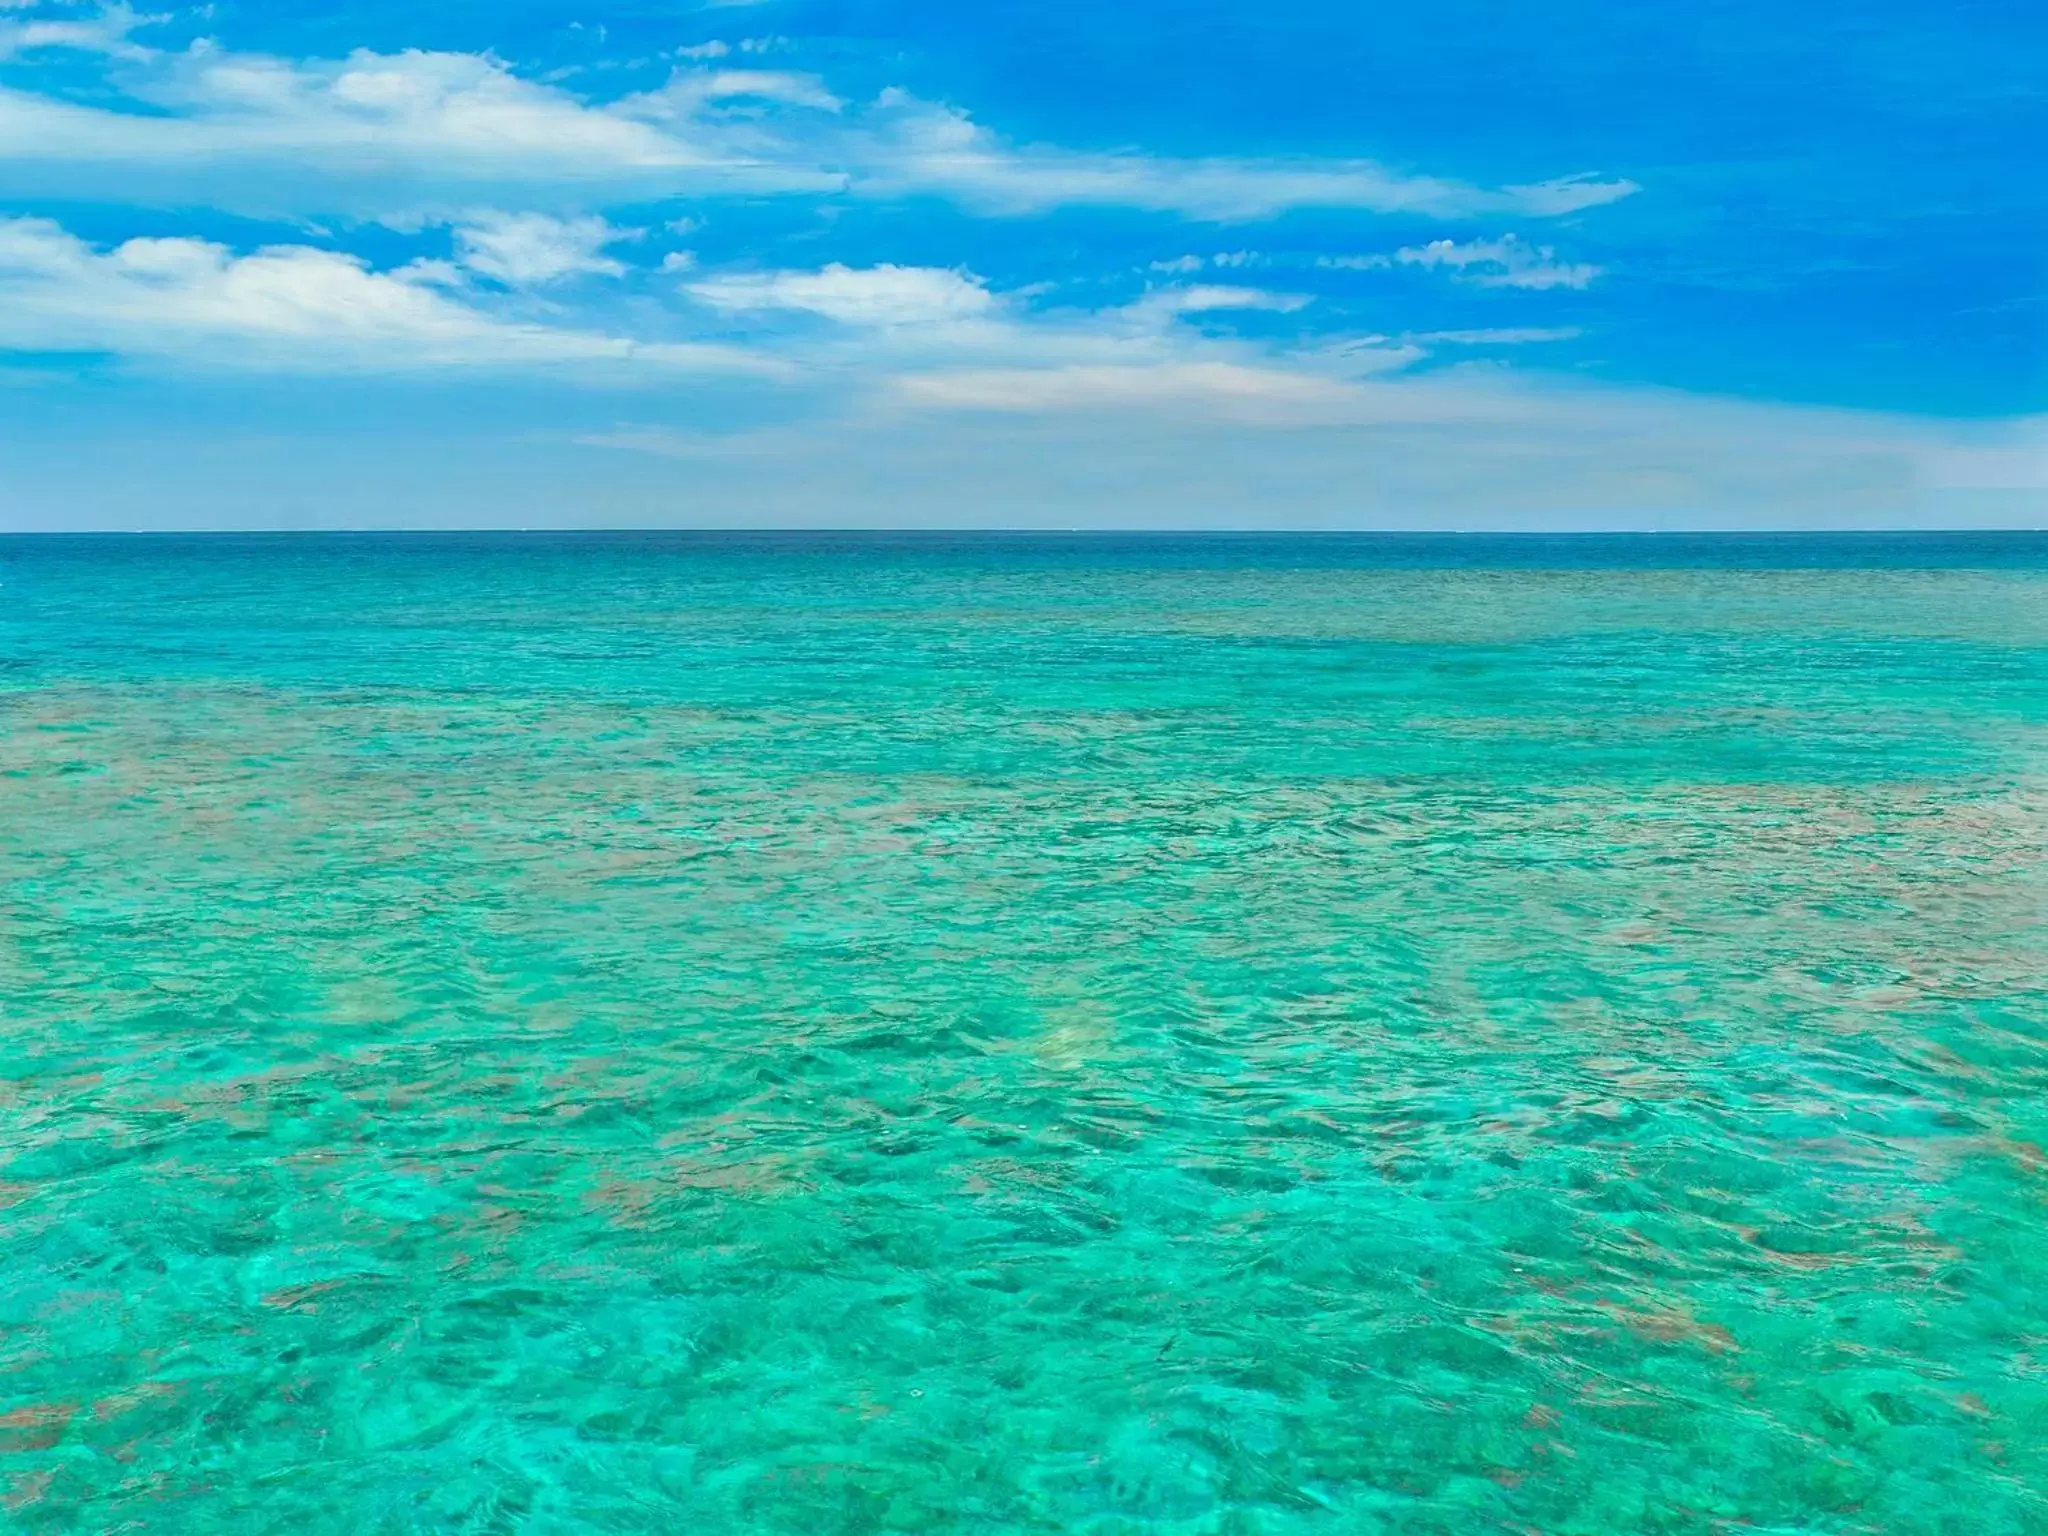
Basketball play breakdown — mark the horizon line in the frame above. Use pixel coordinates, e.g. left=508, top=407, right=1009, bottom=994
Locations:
left=2, top=526, right=2045, bottom=539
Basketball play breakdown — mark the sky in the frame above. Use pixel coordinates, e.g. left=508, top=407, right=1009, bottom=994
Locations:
left=0, top=0, right=2042, bottom=529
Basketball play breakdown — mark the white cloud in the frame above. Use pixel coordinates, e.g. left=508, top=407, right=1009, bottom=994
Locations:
left=454, top=211, right=631, bottom=285
left=1394, top=235, right=1601, bottom=289
left=686, top=263, right=997, bottom=326
left=0, top=38, right=1637, bottom=225
left=0, top=49, right=843, bottom=218
left=0, top=215, right=764, bottom=372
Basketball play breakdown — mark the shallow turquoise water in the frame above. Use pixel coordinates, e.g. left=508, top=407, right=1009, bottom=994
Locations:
left=1, top=533, right=2045, bottom=1534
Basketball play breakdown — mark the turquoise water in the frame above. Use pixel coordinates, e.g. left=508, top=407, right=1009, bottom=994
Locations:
left=1, top=532, right=2045, bottom=1534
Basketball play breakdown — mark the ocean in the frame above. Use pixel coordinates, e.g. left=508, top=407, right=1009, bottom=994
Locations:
left=1, top=532, right=2044, bottom=1533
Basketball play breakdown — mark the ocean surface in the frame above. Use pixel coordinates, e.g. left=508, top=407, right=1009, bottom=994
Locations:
left=1, top=531, right=2044, bottom=1535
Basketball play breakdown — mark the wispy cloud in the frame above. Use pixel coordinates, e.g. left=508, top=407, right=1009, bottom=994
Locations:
left=0, top=0, right=153, bottom=60
left=1156, top=245, right=1597, bottom=289
left=1406, top=326, right=1583, bottom=344
left=629, top=66, right=844, bottom=115
left=0, top=31, right=1637, bottom=225
left=1149, top=252, right=1267, bottom=274
left=685, top=263, right=997, bottom=326
left=0, top=48, right=844, bottom=217
left=858, top=92, right=1638, bottom=221
left=1122, top=285, right=1312, bottom=323
left=676, top=262, right=1406, bottom=389
left=672, top=38, right=793, bottom=61
left=1387, top=235, right=1602, bottom=289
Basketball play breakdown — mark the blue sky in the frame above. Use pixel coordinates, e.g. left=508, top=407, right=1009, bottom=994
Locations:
left=0, top=0, right=2041, bottom=528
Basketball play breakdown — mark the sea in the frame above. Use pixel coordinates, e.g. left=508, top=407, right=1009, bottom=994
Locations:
left=0, top=532, right=2043, bottom=1533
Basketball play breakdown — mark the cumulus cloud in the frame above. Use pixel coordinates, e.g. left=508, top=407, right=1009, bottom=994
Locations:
left=0, top=215, right=763, bottom=372
left=686, top=263, right=998, bottom=326
left=454, top=211, right=631, bottom=285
